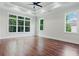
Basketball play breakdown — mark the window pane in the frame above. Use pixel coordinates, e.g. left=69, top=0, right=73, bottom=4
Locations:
left=66, top=23, right=71, bottom=32
left=40, top=24, right=43, bottom=30
left=9, top=26, right=16, bottom=32
left=18, top=20, right=24, bottom=26
left=9, top=19, right=16, bottom=25
left=40, top=19, right=44, bottom=30
left=25, top=21, right=30, bottom=26
left=18, top=26, right=24, bottom=32
left=9, top=15, right=16, bottom=19
left=25, top=17, right=30, bottom=20
left=40, top=20, right=43, bottom=24
left=25, top=27, right=30, bottom=32
left=18, top=16, right=24, bottom=19
left=65, top=12, right=78, bottom=32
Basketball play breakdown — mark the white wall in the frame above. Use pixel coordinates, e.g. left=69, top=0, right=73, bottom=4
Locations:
left=0, top=8, right=35, bottom=39
left=0, top=2, right=79, bottom=44
left=37, top=3, right=79, bottom=44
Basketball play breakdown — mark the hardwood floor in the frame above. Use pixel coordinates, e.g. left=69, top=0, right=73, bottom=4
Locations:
left=0, top=36, right=79, bottom=56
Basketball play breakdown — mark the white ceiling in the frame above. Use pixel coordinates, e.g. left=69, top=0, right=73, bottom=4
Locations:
left=10, top=2, right=52, bottom=11
left=0, top=2, right=79, bottom=16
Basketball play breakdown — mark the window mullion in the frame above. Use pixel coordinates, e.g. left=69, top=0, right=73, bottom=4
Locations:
left=16, top=16, right=18, bottom=32
left=24, top=17, right=25, bottom=32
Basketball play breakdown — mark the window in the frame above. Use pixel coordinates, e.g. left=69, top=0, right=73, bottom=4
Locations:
left=65, top=12, right=78, bottom=33
left=9, top=15, right=16, bottom=32
left=9, top=14, right=30, bottom=32
left=40, top=19, right=44, bottom=30
left=18, top=16, right=24, bottom=32
left=25, top=17, right=30, bottom=32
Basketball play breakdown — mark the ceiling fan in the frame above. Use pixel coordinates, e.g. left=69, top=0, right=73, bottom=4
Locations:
left=28, top=2, right=42, bottom=8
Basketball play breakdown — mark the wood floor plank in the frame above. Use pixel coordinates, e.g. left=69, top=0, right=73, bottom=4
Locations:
left=0, top=36, right=79, bottom=56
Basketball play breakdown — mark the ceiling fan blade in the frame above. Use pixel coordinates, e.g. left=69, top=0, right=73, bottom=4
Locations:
left=37, top=2, right=41, bottom=4
left=28, top=2, right=42, bottom=9
left=36, top=4, right=42, bottom=7
left=28, top=4, right=34, bottom=5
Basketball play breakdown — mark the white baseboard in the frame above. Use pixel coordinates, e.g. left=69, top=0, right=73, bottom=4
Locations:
left=0, top=34, right=79, bottom=44
left=39, top=35, right=79, bottom=44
